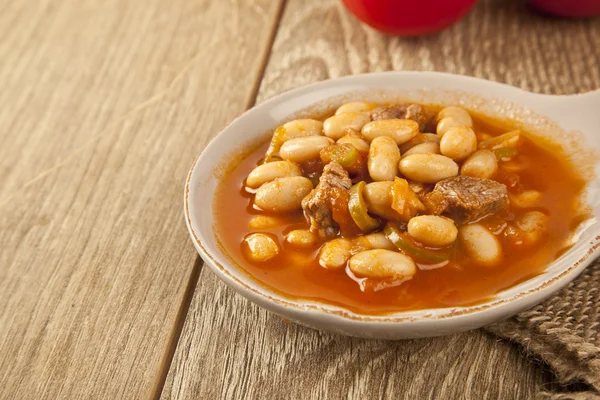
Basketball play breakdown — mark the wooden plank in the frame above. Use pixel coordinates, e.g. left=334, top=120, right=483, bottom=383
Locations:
left=0, top=0, right=273, bottom=201
left=162, top=0, right=600, bottom=399
left=0, top=0, right=284, bottom=399
left=163, top=272, right=554, bottom=400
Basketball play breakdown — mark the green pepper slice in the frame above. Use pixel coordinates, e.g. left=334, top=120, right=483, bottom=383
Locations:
left=384, top=222, right=450, bottom=264
left=320, top=143, right=359, bottom=168
left=348, top=181, right=381, bottom=232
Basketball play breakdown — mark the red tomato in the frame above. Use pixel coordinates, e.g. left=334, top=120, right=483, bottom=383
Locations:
left=529, top=0, right=600, bottom=17
left=341, top=0, right=478, bottom=36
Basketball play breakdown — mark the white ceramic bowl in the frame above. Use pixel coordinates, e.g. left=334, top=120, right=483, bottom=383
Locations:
left=185, top=71, right=600, bottom=339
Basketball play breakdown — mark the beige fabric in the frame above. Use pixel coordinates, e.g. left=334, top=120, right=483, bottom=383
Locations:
left=487, top=260, right=600, bottom=399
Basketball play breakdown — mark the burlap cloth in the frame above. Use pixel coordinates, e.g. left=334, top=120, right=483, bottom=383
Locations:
left=486, top=259, right=600, bottom=399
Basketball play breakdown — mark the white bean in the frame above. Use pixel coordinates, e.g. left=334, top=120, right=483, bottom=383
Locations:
left=436, top=116, right=465, bottom=138
left=460, top=150, right=498, bottom=179
left=348, top=249, right=416, bottom=279
left=516, top=211, right=548, bottom=245
left=353, top=232, right=396, bottom=251
left=435, top=106, right=473, bottom=126
left=323, top=112, right=371, bottom=140
left=254, top=176, right=313, bottom=212
left=285, top=229, right=318, bottom=248
left=459, top=224, right=502, bottom=267
left=363, top=181, right=399, bottom=220
left=280, top=136, right=334, bottom=163
left=510, top=190, right=542, bottom=208
left=248, top=215, right=282, bottom=229
left=335, top=101, right=376, bottom=115
left=282, top=119, right=324, bottom=140
left=243, top=233, right=280, bottom=262
left=246, top=161, right=302, bottom=188
left=399, top=133, right=440, bottom=153
left=318, top=238, right=353, bottom=270
left=399, top=154, right=459, bottom=184
left=361, top=119, right=420, bottom=145
left=408, top=215, right=458, bottom=247
left=368, top=136, right=401, bottom=181
left=337, top=134, right=370, bottom=153
left=402, top=142, right=440, bottom=158
left=440, top=126, right=478, bottom=161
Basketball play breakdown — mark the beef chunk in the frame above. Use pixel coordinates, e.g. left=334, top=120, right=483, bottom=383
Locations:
left=422, top=190, right=449, bottom=215
left=408, top=181, right=433, bottom=198
left=370, top=104, right=408, bottom=121
left=425, top=176, right=509, bottom=224
left=370, top=104, right=432, bottom=129
left=405, top=104, right=431, bottom=129
left=301, top=162, right=352, bottom=239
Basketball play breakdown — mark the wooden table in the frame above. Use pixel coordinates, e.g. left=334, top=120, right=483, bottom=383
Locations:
left=1, top=0, right=599, bottom=398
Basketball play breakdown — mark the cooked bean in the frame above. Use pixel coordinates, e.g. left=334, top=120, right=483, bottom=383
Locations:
left=361, top=119, right=420, bottom=145
left=337, top=134, right=370, bottom=153
left=399, top=133, right=440, bottom=153
left=285, top=229, right=318, bottom=248
left=323, top=112, right=371, bottom=140
left=318, top=238, right=353, bottom=270
left=510, top=190, right=542, bottom=208
left=516, top=211, right=548, bottom=245
left=363, top=181, right=400, bottom=220
left=282, top=118, right=324, bottom=140
left=254, top=176, right=313, bottom=212
left=348, top=249, right=416, bottom=279
left=335, top=101, right=376, bottom=115
left=248, top=215, right=282, bottom=229
left=460, top=150, right=498, bottom=179
left=280, top=136, right=334, bottom=163
left=398, top=154, right=459, bottom=183
left=243, top=233, right=280, bottom=262
left=435, top=106, right=473, bottom=126
left=459, top=224, right=502, bottom=267
left=408, top=215, right=458, bottom=247
left=368, top=136, right=401, bottom=181
left=265, top=120, right=324, bottom=162
left=353, top=232, right=396, bottom=251
left=440, top=126, right=478, bottom=161
left=436, top=117, right=465, bottom=138
left=246, top=161, right=302, bottom=188
left=402, top=142, right=440, bottom=158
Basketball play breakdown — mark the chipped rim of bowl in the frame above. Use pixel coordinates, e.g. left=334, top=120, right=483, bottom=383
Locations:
left=184, top=71, right=600, bottom=326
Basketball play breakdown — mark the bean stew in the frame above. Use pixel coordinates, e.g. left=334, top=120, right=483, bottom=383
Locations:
left=214, top=101, right=588, bottom=314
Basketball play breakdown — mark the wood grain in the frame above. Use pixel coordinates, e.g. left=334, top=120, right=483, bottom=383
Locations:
left=0, top=0, right=283, bottom=398
left=162, top=272, right=554, bottom=400
left=163, top=0, right=600, bottom=399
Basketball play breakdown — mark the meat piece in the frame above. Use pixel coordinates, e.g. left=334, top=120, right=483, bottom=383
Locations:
left=370, top=104, right=432, bottom=130
left=425, top=176, right=509, bottom=224
left=422, top=190, right=449, bottom=215
left=405, top=104, right=431, bottom=129
left=408, top=181, right=433, bottom=197
left=301, top=162, right=352, bottom=239
left=370, top=104, right=408, bottom=121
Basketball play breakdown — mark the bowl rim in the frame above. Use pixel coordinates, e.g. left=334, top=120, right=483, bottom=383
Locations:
left=184, top=70, right=600, bottom=324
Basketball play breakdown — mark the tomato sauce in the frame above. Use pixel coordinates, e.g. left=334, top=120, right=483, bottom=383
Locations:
left=213, top=107, right=589, bottom=315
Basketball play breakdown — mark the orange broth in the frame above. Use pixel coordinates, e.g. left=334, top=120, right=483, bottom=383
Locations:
left=213, top=106, right=588, bottom=315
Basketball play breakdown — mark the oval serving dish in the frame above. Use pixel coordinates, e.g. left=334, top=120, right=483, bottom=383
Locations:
left=185, top=71, right=600, bottom=339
